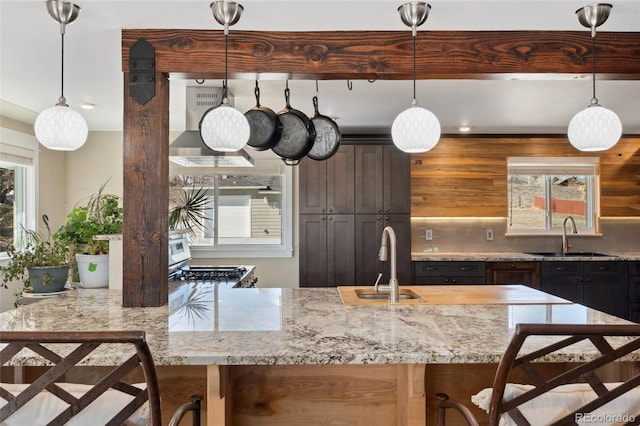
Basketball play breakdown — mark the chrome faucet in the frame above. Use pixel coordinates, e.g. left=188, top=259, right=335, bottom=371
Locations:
left=562, top=215, right=577, bottom=254
left=375, top=226, right=399, bottom=303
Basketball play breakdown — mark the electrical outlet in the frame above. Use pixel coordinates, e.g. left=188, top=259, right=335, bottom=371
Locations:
left=425, top=229, right=433, bottom=241
left=486, top=228, right=494, bottom=241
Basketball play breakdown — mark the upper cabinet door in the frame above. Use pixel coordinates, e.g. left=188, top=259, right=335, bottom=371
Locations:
left=355, top=144, right=410, bottom=214
left=299, top=157, right=328, bottom=214
left=327, top=145, right=355, bottom=214
left=299, top=145, right=355, bottom=214
left=355, top=145, right=384, bottom=214
left=383, top=145, right=411, bottom=214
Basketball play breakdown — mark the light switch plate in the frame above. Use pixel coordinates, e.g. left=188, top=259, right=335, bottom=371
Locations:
left=425, top=229, right=433, bottom=240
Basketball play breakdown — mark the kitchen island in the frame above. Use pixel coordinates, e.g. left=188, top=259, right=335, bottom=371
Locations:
left=1, top=283, right=636, bottom=425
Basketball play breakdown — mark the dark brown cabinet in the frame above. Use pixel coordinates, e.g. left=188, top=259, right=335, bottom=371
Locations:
left=540, top=261, right=628, bottom=319
left=486, top=262, right=541, bottom=289
left=299, top=141, right=411, bottom=288
left=299, top=145, right=355, bottom=215
left=413, top=261, right=486, bottom=285
left=299, top=214, right=355, bottom=287
left=355, top=144, right=411, bottom=214
left=628, top=261, right=640, bottom=323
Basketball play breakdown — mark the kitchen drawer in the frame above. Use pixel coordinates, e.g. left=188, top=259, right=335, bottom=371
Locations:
left=413, top=276, right=484, bottom=285
left=414, top=262, right=485, bottom=277
left=583, top=261, right=627, bottom=276
left=541, top=262, right=581, bottom=276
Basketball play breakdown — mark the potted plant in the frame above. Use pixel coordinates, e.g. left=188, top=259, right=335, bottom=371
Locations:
left=54, top=181, right=123, bottom=288
left=169, top=177, right=212, bottom=238
left=1, top=214, right=70, bottom=302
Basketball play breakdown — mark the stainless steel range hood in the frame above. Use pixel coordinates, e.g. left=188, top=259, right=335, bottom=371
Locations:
left=169, top=86, right=255, bottom=168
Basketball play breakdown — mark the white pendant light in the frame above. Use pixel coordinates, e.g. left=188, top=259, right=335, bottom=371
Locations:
left=568, top=3, right=621, bottom=152
left=392, top=2, right=440, bottom=154
left=199, top=1, right=250, bottom=152
left=34, top=0, right=88, bottom=151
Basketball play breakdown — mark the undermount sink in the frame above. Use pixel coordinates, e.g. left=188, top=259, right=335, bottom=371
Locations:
left=526, top=252, right=616, bottom=257
left=355, top=288, right=422, bottom=300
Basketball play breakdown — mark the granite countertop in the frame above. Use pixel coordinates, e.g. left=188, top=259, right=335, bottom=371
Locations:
left=1, top=283, right=634, bottom=367
left=411, top=252, right=640, bottom=261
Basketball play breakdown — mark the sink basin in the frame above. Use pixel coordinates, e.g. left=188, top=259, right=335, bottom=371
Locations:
left=526, top=252, right=616, bottom=257
left=355, top=288, right=421, bottom=300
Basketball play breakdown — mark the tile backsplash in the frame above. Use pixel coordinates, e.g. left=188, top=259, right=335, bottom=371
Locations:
left=411, top=217, right=640, bottom=254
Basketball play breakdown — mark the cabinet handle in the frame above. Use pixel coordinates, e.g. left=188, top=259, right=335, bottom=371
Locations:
left=385, top=216, right=389, bottom=220
left=425, top=267, right=439, bottom=271
left=451, top=279, right=457, bottom=284
left=585, top=278, right=591, bottom=283
left=385, top=208, right=389, bottom=213
left=511, top=264, right=516, bottom=268
left=329, top=208, right=333, bottom=213
left=377, top=208, right=382, bottom=213
left=598, top=266, right=611, bottom=271
left=578, top=278, right=583, bottom=283
left=555, top=267, right=569, bottom=271
left=444, top=278, right=450, bottom=283
left=321, top=217, right=326, bottom=221
left=377, top=216, right=382, bottom=220
left=322, top=208, right=326, bottom=213
left=329, top=217, right=333, bottom=221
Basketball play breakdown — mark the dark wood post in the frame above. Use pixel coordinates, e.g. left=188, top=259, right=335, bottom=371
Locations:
left=122, top=67, right=170, bottom=307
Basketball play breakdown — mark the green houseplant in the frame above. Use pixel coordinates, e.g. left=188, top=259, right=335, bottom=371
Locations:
left=169, top=177, right=212, bottom=237
left=54, top=182, right=123, bottom=287
left=1, top=214, right=70, bottom=300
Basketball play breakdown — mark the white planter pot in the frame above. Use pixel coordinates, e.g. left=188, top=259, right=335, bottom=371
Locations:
left=75, top=254, right=109, bottom=288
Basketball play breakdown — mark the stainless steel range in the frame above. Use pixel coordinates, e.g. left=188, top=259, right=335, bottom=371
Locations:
left=168, top=237, right=256, bottom=288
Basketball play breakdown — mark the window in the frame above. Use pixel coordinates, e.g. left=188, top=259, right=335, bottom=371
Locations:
left=0, top=129, right=37, bottom=257
left=507, top=157, right=599, bottom=235
left=169, top=160, right=292, bottom=258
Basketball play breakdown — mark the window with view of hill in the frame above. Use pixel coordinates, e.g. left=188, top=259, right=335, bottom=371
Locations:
left=507, top=157, right=599, bottom=235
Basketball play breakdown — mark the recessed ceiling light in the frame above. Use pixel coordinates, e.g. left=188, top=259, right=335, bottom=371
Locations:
left=80, top=103, right=95, bottom=110
left=458, top=126, right=471, bottom=132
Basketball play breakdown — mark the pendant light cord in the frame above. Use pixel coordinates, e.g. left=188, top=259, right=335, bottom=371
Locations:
left=60, top=30, right=65, bottom=103
left=412, top=31, right=417, bottom=103
left=223, top=32, right=229, bottom=99
left=591, top=33, right=597, bottom=104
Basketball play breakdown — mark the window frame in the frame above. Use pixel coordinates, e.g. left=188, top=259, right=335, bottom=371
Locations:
left=169, top=158, right=293, bottom=258
left=0, top=128, right=38, bottom=262
left=506, top=156, right=600, bottom=236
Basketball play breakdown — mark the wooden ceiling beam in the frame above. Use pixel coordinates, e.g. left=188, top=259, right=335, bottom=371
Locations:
left=122, top=29, right=640, bottom=81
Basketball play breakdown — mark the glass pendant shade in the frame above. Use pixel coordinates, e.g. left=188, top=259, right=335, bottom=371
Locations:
left=568, top=104, right=622, bottom=151
left=199, top=101, right=250, bottom=152
left=34, top=103, right=88, bottom=151
left=392, top=104, right=441, bottom=153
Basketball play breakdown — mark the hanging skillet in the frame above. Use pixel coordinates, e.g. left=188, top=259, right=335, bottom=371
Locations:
left=307, top=82, right=341, bottom=161
left=271, top=82, right=316, bottom=166
left=245, top=81, right=283, bottom=151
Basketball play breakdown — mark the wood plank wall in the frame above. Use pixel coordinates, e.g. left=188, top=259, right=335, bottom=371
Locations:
left=410, top=136, right=640, bottom=217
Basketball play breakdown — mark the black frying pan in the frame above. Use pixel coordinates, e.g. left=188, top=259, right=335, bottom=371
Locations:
left=307, top=95, right=341, bottom=161
left=245, top=82, right=282, bottom=151
left=272, top=86, right=316, bottom=166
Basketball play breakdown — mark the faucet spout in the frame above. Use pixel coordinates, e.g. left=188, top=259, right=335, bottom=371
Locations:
left=376, top=226, right=399, bottom=303
left=562, top=216, right=578, bottom=254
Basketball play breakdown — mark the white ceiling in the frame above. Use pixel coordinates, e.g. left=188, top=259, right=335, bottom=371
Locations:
left=1, top=0, right=639, bottom=136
